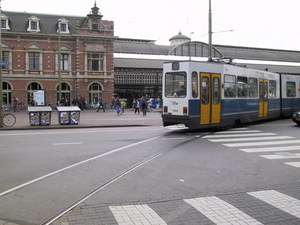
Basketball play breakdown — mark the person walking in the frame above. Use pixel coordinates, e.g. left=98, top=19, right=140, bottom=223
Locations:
left=134, top=98, right=140, bottom=114
left=96, top=97, right=105, bottom=112
left=114, top=96, right=121, bottom=115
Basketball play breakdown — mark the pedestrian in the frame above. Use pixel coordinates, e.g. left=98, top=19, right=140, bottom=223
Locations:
left=28, top=97, right=36, bottom=106
left=59, top=97, right=66, bottom=106
left=114, top=96, right=121, bottom=115
left=134, top=98, right=140, bottom=114
left=96, top=97, right=105, bottom=112
left=121, top=99, right=125, bottom=114
left=156, top=96, right=161, bottom=110
left=141, top=97, right=147, bottom=116
left=13, top=96, right=19, bottom=112
left=110, top=97, right=115, bottom=111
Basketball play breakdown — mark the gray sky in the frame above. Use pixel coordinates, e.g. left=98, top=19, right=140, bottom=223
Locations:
left=2, top=0, right=300, bottom=50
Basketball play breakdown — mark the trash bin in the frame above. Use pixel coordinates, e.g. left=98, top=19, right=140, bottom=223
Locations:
left=28, top=106, right=52, bottom=126
left=57, top=106, right=80, bottom=125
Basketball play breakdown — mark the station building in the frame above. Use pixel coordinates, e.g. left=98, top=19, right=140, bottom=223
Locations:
left=1, top=4, right=300, bottom=108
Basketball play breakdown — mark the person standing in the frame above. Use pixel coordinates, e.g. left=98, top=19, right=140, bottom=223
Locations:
left=121, top=99, right=125, bottom=114
left=13, top=96, right=20, bottom=112
left=141, top=97, right=147, bottom=116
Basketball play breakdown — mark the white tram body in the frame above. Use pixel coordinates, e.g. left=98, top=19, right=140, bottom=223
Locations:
left=162, top=61, right=300, bottom=129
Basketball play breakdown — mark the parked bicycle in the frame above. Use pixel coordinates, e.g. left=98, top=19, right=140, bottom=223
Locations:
left=1, top=112, right=16, bottom=127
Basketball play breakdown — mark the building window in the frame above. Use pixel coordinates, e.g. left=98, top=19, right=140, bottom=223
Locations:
left=0, top=13, right=10, bottom=30
left=60, top=53, right=69, bottom=70
left=89, top=83, right=102, bottom=104
left=29, top=52, right=40, bottom=70
left=56, top=82, right=71, bottom=103
left=57, top=18, right=70, bottom=34
left=2, top=82, right=12, bottom=105
left=92, top=20, right=99, bottom=30
left=2, top=51, right=9, bottom=69
left=87, top=53, right=103, bottom=71
left=27, top=16, right=41, bottom=32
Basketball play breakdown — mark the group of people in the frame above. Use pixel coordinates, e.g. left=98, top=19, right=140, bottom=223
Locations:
left=132, top=95, right=161, bottom=116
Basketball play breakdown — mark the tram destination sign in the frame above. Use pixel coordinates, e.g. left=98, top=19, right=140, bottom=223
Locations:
left=0, top=61, right=9, bottom=65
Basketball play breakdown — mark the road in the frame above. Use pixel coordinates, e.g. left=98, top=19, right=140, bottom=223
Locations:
left=0, top=119, right=300, bottom=224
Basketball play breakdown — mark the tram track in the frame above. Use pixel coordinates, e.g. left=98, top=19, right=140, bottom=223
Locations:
left=40, top=133, right=202, bottom=225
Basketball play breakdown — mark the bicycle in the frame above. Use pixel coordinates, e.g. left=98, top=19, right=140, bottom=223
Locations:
left=1, top=112, right=16, bottom=127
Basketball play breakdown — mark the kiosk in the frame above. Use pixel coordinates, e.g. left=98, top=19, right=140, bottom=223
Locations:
left=28, top=106, right=52, bottom=126
left=57, top=106, right=81, bottom=125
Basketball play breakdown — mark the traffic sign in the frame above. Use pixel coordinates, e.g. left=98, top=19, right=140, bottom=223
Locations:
left=0, top=61, right=9, bottom=65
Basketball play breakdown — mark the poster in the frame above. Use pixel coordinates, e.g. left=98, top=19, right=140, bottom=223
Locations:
left=33, top=90, right=45, bottom=106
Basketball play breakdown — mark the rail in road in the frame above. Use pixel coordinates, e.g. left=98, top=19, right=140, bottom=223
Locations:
left=0, top=125, right=300, bottom=225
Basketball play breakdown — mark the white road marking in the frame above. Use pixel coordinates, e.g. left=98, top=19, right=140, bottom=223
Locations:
left=284, top=162, right=300, bottom=168
left=109, top=204, right=167, bottom=225
left=203, top=132, right=277, bottom=138
left=53, top=142, right=82, bottom=145
left=260, top=153, right=300, bottom=159
left=248, top=190, right=300, bottom=218
left=184, top=196, right=262, bottom=225
left=224, top=140, right=300, bottom=147
left=208, top=136, right=292, bottom=142
left=214, top=130, right=262, bottom=134
left=240, top=145, right=300, bottom=153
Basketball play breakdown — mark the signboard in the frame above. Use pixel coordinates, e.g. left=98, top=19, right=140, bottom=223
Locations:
left=33, top=90, right=46, bottom=106
left=0, top=61, right=10, bottom=65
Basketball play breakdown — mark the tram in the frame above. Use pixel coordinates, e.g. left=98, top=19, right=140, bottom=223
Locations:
left=162, top=61, right=300, bottom=129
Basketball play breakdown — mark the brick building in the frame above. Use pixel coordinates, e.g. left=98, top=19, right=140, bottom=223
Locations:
left=1, top=3, right=116, bottom=107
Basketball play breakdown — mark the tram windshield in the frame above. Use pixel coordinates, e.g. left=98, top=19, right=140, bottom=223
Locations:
left=165, top=72, right=187, bottom=98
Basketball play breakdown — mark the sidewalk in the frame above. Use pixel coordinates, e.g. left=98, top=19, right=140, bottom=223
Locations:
left=0, top=108, right=163, bottom=130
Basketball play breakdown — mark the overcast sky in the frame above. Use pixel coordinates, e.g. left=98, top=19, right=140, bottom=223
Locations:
left=2, top=0, right=300, bottom=51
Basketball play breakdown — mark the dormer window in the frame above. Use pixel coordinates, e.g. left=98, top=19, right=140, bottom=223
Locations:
left=27, top=16, right=41, bottom=32
left=92, top=20, right=98, bottom=30
left=57, top=18, right=70, bottom=34
left=1, top=13, right=10, bottom=31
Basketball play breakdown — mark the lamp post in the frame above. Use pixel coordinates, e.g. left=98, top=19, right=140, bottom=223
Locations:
left=0, top=0, right=3, bottom=127
left=58, top=26, right=62, bottom=104
left=208, top=0, right=213, bottom=62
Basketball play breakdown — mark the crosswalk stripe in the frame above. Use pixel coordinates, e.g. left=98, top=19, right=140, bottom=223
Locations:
left=248, top=190, right=300, bottom=218
left=215, top=130, right=262, bottom=134
left=203, top=133, right=277, bottom=138
left=109, top=204, right=167, bottom=225
left=284, top=162, right=300, bottom=168
left=260, top=153, right=300, bottom=159
left=184, top=196, right=263, bottom=224
left=240, top=145, right=300, bottom=153
left=224, top=140, right=300, bottom=147
left=208, top=136, right=292, bottom=142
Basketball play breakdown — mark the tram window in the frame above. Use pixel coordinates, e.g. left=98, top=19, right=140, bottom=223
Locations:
left=224, top=74, right=236, bottom=98
left=286, top=81, right=296, bottom=97
left=165, top=72, right=186, bottom=98
left=269, top=80, right=276, bottom=98
left=213, top=77, right=220, bottom=104
left=192, top=72, right=198, bottom=98
left=202, top=76, right=209, bottom=104
left=237, top=76, right=248, bottom=98
left=248, top=78, right=258, bottom=98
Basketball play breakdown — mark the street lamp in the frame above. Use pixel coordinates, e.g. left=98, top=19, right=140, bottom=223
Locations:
left=208, top=0, right=213, bottom=62
left=58, top=25, right=62, bottom=104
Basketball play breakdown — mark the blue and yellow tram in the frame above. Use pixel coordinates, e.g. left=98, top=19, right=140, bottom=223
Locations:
left=162, top=61, right=300, bottom=129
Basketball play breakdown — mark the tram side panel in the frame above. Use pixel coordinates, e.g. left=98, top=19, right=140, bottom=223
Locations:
left=280, top=74, right=300, bottom=117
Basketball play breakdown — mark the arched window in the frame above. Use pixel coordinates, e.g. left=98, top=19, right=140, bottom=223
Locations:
left=27, top=82, right=42, bottom=103
left=2, top=82, right=12, bottom=105
left=89, top=83, right=102, bottom=104
left=57, top=82, right=71, bottom=104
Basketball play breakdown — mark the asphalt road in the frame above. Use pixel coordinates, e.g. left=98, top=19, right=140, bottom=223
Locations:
left=0, top=118, right=300, bottom=225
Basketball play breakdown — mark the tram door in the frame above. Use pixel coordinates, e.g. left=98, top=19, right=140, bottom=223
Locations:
left=259, top=79, right=268, bottom=117
left=200, top=73, right=221, bottom=125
